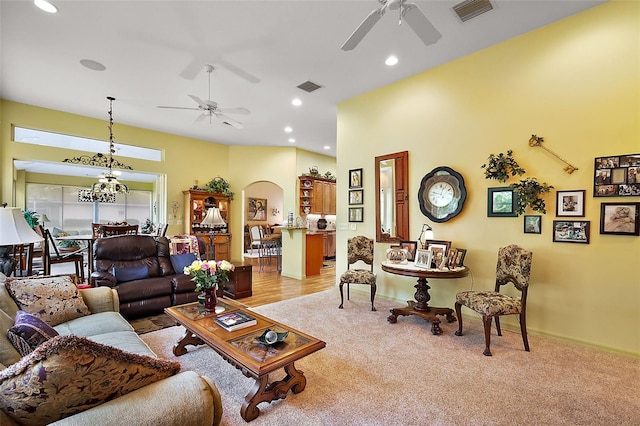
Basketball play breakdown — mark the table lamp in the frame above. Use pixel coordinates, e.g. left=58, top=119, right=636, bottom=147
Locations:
left=417, top=223, right=434, bottom=249
left=0, top=205, right=44, bottom=276
left=201, top=207, right=227, bottom=260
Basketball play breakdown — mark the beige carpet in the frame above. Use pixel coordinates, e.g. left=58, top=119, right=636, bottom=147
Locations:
left=141, top=290, right=640, bottom=426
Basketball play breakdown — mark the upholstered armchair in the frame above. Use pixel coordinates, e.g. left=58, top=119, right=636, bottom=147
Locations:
left=454, top=244, right=533, bottom=356
left=338, top=236, right=377, bottom=311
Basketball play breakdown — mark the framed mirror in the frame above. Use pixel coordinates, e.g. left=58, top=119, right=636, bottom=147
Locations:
left=375, top=151, right=409, bottom=243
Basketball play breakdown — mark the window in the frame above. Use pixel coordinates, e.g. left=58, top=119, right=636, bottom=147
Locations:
left=26, top=184, right=152, bottom=232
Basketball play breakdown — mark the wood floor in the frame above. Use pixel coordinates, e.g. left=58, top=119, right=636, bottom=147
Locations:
left=51, top=256, right=337, bottom=307
left=237, top=257, right=336, bottom=307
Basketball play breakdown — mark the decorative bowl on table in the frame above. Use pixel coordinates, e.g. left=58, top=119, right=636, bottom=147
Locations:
left=256, top=329, right=289, bottom=345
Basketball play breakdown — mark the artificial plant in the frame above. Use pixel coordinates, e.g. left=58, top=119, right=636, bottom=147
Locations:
left=511, top=177, right=554, bottom=215
left=203, top=177, right=234, bottom=200
left=481, top=150, right=526, bottom=182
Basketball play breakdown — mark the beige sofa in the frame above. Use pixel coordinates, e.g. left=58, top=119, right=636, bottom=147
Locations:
left=0, top=274, right=222, bottom=426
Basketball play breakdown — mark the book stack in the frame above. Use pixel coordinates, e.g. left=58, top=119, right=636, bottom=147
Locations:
left=214, top=311, right=257, bottom=332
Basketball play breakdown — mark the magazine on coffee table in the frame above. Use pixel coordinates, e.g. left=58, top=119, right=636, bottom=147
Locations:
left=214, top=311, right=257, bottom=331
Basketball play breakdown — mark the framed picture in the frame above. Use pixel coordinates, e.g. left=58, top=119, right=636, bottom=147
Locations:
left=424, top=239, right=451, bottom=268
left=524, top=215, right=542, bottom=234
left=447, top=249, right=458, bottom=269
left=414, top=249, right=432, bottom=269
left=348, top=207, right=363, bottom=222
left=556, top=190, right=585, bottom=217
left=553, top=220, right=590, bottom=244
left=594, top=153, right=640, bottom=197
left=349, top=168, right=363, bottom=189
left=247, top=197, right=267, bottom=221
left=599, top=202, right=640, bottom=235
left=454, top=248, right=467, bottom=267
left=487, top=187, right=517, bottom=217
left=399, top=241, right=418, bottom=261
left=348, top=189, right=363, bottom=205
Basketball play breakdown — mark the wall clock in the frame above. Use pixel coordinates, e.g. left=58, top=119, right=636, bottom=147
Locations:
left=418, top=166, right=467, bottom=223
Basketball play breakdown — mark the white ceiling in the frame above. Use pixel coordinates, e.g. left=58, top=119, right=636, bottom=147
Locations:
left=1, top=0, right=605, bottom=180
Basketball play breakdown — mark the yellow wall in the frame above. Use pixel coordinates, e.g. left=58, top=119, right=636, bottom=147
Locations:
left=337, top=1, right=639, bottom=356
left=0, top=101, right=335, bottom=261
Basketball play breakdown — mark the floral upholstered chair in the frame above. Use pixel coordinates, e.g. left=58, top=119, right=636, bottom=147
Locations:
left=454, top=244, right=533, bottom=356
left=338, top=236, right=377, bottom=311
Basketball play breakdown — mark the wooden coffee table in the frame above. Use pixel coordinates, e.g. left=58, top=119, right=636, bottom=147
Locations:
left=165, top=299, right=326, bottom=422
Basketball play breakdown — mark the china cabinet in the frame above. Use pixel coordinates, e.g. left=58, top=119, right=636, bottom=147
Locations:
left=183, top=190, right=231, bottom=261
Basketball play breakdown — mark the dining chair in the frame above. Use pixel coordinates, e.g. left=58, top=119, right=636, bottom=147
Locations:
left=41, top=226, right=85, bottom=281
left=454, top=244, right=533, bottom=356
left=91, top=223, right=103, bottom=238
left=249, top=225, right=263, bottom=255
left=156, top=223, right=168, bottom=237
left=338, top=236, right=377, bottom=311
left=10, top=243, right=35, bottom=277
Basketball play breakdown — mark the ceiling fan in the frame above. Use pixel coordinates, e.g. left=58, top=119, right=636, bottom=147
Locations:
left=341, top=0, right=441, bottom=51
left=158, top=64, right=250, bottom=129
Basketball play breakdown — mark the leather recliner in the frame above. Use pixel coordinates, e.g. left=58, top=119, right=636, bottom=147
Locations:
left=91, top=235, right=203, bottom=318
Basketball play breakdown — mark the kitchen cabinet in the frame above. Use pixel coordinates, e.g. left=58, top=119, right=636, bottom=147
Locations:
left=305, top=233, right=324, bottom=276
left=299, top=176, right=336, bottom=216
left=183, top=189, right=231, bottom=261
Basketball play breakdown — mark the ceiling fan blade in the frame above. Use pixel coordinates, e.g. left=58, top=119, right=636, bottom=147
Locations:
left=157, top=106, right=200, bottom=111
left=217, top=60, right=260, bottom=84
left=341, top=6, right=386, bottom=51
left=193, top=113, right=207, bottom=124
left=216, top=107, right=250, bottom=115
left=187, top=94, right=208, bottom=109
left=402, top=3, right=442, bottom=46
left=214, top=113, right=244, bottom=129
left=205, top=100, right=219, bottom=109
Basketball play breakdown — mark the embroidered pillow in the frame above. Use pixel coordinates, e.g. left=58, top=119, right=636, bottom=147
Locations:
left=7, top=310, right=59, bottom=356
left=170, top=252, right=198, bottom=275
left=6, top=275, right=91, bottom=326
left=0, top=335, right=180, bottom=425
left=111, top=265, right=149, bottom=283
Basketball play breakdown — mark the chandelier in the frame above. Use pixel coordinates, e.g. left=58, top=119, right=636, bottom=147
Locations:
left=91, top=96, right=129, bottom=195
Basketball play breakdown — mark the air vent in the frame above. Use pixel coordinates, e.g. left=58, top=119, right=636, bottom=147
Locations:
left=297, top=81, right=323, bottom=93
left=453, top=0, right=493, bottom=22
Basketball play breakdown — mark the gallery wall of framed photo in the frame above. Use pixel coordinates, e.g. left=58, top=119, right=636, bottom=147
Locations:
left=348, top=168, right=363, bottom=222
left=486, top=153, right=640, bottom=241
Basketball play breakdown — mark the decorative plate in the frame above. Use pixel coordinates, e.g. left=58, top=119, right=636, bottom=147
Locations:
left=256, top=329, right=289, bottom=345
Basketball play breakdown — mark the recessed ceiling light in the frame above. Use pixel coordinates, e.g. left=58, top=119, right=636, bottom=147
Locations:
left=80, top=59, right=106, bottom=71
left=288, top=138, right=296, bottom=143
left=291, top=98, right=302, bottom=106
left=385, top=55, right=398, bottom=66
left=34, top=0, right=58, bottom=13
left=323, top=146, right=330, bottom=150
left=284, top=126, right=293, bottom=133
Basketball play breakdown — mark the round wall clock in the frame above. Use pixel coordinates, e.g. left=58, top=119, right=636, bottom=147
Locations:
left=418, top=166, right=467, bottom=223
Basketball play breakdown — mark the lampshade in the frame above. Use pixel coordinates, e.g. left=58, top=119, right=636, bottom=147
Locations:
left=201, top=207, right=226, bottom=226
left=39, top=213, right=51, bottom=223
left=0, top=208, right=43, bottom=245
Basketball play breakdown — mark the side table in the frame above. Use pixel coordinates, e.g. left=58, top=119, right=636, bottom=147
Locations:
left=381, top=262, right=469, bottom=335
left=223, top=261, right=252, bottom=299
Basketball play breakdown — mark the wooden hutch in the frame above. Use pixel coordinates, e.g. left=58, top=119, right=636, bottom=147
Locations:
left=183, top=190, right=231, bottom=261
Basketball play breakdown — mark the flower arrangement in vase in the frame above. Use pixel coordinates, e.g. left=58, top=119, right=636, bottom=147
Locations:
left=183, top=259, right=235, bottom=310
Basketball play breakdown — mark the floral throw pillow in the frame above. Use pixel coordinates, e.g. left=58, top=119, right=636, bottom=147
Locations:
left=6, top=275, right=91, bottom=326
left=7, top=310, right=59, bottom=356
left=0, top=335, right=180, bottom=425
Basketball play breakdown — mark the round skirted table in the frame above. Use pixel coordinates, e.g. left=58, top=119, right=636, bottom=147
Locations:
left=381, top=261, right=469, bottom=335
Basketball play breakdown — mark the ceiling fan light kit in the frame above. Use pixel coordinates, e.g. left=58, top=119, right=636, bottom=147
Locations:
left=158, top=64, right=250, bottom=129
